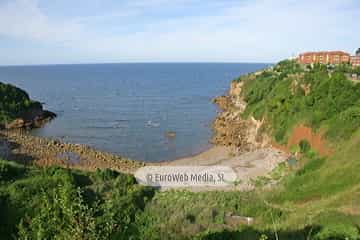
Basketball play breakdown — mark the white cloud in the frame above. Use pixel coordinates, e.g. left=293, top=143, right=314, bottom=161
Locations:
left=0, top=0, right=359, bottom=64
left=0, top=0, right=82, bottom=43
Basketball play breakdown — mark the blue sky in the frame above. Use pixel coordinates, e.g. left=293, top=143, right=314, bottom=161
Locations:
left=0, top=0, right=359, bottom=65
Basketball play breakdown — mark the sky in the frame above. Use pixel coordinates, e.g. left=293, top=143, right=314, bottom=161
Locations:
left=0, top=0, right=359, bottom=65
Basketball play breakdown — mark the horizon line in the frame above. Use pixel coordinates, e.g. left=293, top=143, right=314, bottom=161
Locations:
left=0, top=61, right=274, bottom=67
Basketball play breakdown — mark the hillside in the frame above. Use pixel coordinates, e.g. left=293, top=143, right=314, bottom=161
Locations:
left=1, top=62, right=360, bottom=239
left=138, top=61, right=360, bottom=239
left=240, top=60, right=360, bottom=145
left=223, top=60, right=360, bottom=238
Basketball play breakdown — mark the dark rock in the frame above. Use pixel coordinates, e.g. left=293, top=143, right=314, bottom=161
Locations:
left=5, top=107, right=56, bottom=130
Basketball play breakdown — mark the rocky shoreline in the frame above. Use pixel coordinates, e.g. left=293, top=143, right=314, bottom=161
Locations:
left=211, top=79, right=271, bottom=154
left=2, top=108, right=57, bottom=130
left=0, top=130, right=144, bottom=173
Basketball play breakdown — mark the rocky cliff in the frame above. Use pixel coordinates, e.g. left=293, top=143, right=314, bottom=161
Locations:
left=0, top=82, right=56, bottom=129
left=211, top=77, right=270, bottom=153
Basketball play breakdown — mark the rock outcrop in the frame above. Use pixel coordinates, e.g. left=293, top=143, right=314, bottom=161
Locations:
left=0, top=82, right=56, bottom=130
left=211, top=79, right=270, bottom=153
left=3, top=105, right=56, bottom=130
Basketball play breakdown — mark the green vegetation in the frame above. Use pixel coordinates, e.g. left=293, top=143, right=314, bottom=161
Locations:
left=1, top=62, right=360, bottom=239
left=299, top=139, right=311, bottom=153
left=240, top=61, right=360, bottom=142
left=0, top=82, right=41, bottom=125
left=138, top=190, right=281, bottom=239
left=0, top=160, right=155, bottom=240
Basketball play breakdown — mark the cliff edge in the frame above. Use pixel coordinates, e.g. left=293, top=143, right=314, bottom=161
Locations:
left=211, top=72, right=270, bottom=154
left=0, top=82, right=56, bottom=129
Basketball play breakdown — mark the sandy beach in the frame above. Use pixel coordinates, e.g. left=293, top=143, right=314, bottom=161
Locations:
left=158, top=145, right=288, bottom=190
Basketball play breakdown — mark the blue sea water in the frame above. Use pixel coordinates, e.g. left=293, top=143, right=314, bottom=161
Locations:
left=0, top=63, right=268, bottom=162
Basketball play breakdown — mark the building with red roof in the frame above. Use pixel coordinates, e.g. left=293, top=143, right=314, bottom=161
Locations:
left=350, top=48, right=360, bottom=67
left=298, top=51, right=350, bottom=65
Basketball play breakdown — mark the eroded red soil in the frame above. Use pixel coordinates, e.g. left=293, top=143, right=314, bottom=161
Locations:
left=273, top=124, right=332, bottom=156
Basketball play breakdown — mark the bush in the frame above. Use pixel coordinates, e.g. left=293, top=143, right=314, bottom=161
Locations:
left=18, top=186, right=98, bottom=240
left=299, top=140, right=311, bottom=153
left=0, top=160, right=27, bottom=182
left=0, top=161, right=155, bottom=239
left=326, top=105, right=360, bottom=140
left=314, top=223, right=360, bottom=240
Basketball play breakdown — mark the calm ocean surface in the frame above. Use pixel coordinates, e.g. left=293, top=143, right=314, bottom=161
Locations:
left=0, top=63, right=268, bottom=162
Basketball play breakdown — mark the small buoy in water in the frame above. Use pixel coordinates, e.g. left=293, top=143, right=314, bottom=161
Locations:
left=165, top=131, right=176, bottom=138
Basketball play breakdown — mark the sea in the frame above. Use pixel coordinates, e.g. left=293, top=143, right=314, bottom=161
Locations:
left=0, top=63, right=268, bottom=162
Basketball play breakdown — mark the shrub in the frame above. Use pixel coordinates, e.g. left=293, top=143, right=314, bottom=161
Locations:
left=299, top=140, right=311, bottom=153
left=17, top=186, right=98, bottom=240
left=314, top=223, right=360, bottom=240
left=0, top=160, right=27, bottom=182
left=326, top=105, right=360, bottom=140
left=0, top=161, right=155, bottom=239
